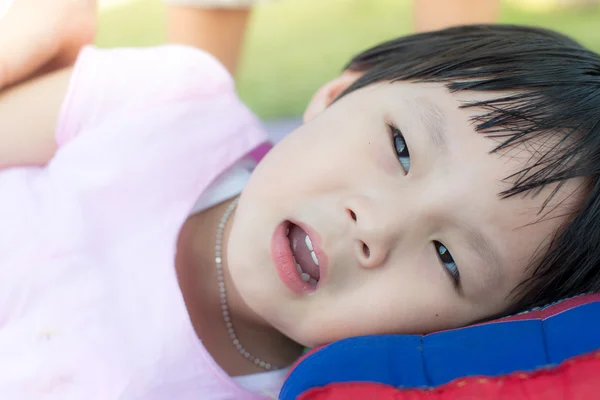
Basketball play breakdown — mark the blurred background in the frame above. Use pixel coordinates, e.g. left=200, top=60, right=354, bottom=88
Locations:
left=96, top=0, right=600, bottom=123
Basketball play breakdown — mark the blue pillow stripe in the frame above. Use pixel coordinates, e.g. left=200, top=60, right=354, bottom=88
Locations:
left=544, top=302, right=600, bottom=363
left=422, top=320, right=548, bottom=385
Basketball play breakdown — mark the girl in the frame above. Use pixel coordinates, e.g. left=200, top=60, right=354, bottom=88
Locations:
left=1, top=2, right=599, bottom=399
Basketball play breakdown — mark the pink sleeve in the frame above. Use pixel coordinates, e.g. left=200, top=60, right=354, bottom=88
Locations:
left=55, top=45, right=235, bottom=147
left=44, top=45, right=267, bottom=242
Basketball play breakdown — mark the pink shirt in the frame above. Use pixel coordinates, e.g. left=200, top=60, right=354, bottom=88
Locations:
left=0, top=46, right=278, bottom=399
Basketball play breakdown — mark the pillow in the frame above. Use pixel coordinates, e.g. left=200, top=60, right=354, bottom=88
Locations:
left=295, top=349, right=600, bottom=400
left=281, top=293, right=600, bottom=400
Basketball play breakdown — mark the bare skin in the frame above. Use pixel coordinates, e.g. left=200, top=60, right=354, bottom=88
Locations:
left=0, top=0, right=96, bottom=167
left=414, top=0, right=500, bottom=32
left=0, top=0, right=96, bottom=90
left=166, top=5, right=250, bottom=76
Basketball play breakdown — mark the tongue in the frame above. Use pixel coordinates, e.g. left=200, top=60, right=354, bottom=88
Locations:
left=288, top=224, right=320, bottom=280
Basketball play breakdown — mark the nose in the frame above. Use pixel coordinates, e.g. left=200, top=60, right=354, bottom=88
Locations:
left=345, top=196, right=394, bottom=269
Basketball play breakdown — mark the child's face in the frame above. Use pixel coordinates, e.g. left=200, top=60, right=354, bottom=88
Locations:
left=227, top=79, right=582, bottom=347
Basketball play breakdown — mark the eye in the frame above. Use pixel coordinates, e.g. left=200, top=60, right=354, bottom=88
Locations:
left=433, top=241, right=460, bottom=285
left=388, top=123, right=411, bottom=173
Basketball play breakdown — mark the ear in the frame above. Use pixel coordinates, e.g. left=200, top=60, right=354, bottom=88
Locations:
left=303, top=70, right=362, bottom=122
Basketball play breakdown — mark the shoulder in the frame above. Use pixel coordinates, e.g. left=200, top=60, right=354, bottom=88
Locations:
left=57, top=44, right=234, bottom=146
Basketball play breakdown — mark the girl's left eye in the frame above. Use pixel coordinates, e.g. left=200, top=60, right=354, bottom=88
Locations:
left=388, top=123, right=411, bottom=173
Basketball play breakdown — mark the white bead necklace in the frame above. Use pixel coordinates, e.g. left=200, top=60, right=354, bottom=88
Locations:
left=215, top=197, right=276, bottom=371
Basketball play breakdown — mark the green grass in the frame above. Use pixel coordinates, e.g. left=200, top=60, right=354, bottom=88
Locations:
left=97, top=0, right=600, bottom=119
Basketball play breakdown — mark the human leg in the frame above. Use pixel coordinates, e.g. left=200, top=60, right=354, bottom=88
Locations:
left=414, top=0, right=500, bottom=32
left=164, top=1, right=253, bottom=75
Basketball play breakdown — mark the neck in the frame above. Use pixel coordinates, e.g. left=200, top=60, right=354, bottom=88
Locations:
left=176, top=197, right=303, bottom=375
left=197, top=198, right=264, bottom=326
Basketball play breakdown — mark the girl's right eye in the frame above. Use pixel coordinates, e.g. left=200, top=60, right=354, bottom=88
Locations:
left=388, top=123, right=411, bottom=173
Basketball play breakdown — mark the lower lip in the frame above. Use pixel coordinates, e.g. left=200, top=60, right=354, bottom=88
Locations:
left=271, top=221, right=315, bottom=295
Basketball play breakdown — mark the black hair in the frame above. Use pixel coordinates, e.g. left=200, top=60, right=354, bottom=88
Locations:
left=338, top=24, right=600, bottom=312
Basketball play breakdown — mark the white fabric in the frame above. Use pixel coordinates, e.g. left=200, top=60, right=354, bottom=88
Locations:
left=232, top=367, right=291, bottom=397
left=189, top=156, right=255, bottom=215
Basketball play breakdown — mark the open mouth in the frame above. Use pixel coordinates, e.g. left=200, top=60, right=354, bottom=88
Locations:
left=286, top=222, right=320, bottom=286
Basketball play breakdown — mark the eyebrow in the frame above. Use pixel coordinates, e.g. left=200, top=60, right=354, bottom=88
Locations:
left=460, top=221, right=503, bottom=284
left=413, top=98, right=449, bottom=156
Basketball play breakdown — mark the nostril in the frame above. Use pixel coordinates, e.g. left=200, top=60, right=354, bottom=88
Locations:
left=362, top=242, right=370, bottom=258
left=347, top=209, right=357, bottom=222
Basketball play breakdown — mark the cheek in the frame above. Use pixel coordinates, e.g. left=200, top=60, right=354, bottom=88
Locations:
left=291, top=271, right=469, bottom=345
left=255, top=126, right=378, bottom=197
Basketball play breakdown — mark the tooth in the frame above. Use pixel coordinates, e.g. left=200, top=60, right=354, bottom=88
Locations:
left=301, top=273, right=310, bottom=282
left=305, top=235, right=313, bottom=251
left=286, top=227, right=290, bottom=235
left=293, top=238, right=297, bottom=251
left=310, top=250, right=319, bottom=266
left=309, top=278, right=318, bottom=286
left=295, top=263, right=302, bottom=274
